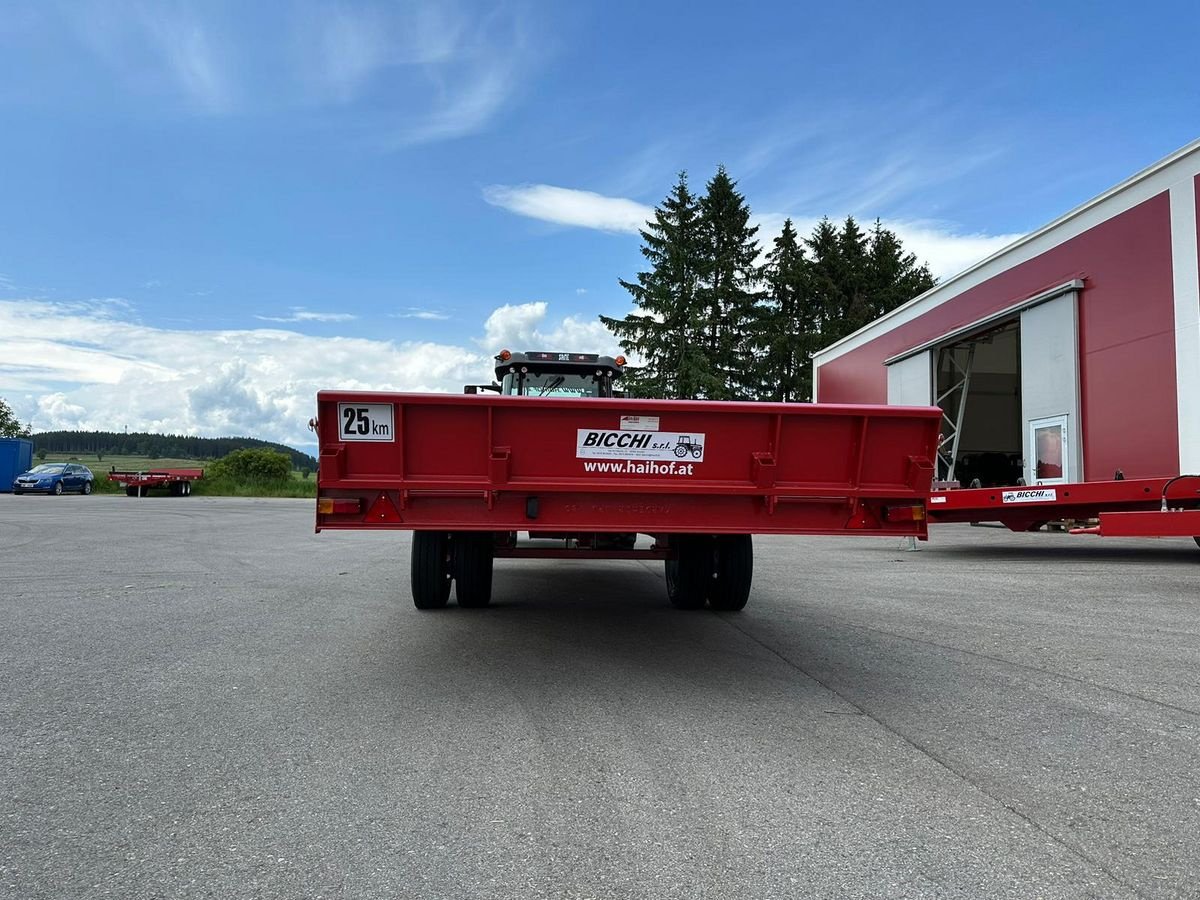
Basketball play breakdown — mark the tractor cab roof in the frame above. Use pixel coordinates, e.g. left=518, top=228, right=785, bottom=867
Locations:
left=493, top=350, right=625, bottom=380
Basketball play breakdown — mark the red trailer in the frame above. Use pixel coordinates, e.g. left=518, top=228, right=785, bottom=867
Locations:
left=313, top=389, right=940, bottom=611
left=926, top=475, right=1200, bottom=544
left=108, top=468, right=204, bottom=497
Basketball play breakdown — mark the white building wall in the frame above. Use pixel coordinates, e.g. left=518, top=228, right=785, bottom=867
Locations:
left=886, top=352, right=932, bottom=407
left=1170, top=179, right=1200, bottom=472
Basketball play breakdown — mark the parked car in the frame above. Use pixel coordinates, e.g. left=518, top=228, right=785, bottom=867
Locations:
left=12, top=463, right=94, bottom=495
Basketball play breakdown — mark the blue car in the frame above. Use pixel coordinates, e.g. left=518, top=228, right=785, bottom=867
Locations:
left=12, top=463, right=95, bottom=495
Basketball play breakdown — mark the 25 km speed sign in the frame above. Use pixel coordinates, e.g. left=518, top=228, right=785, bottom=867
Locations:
left=337, top=403, right=395, bottom=442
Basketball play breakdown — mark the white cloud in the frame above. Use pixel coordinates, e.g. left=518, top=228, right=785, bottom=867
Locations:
left=887, top=222, right=1024, bottom=280
left=64, top=2, right=232, bottom=113
left=391, top=309, right=451, bottom=321
left=0, top=297, right=621, bottom=450
left=49, top=2, right=535, bottom=139
left=480, top=302, right=622, bottom=358
left=483, top=184, right=654, bottom=234
left=296, top=2, right=536, bottom=145
left=487, top=182, right=1022, bottom=280
left=255, top=307, right=356, bottom=323
left=754, top=217, right=1022, bottom=280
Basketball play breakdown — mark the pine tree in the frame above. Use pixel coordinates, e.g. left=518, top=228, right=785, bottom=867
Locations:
left=806, top=217, right=936, bottom=350
left=866, top=219, right=936, bottom=320
left=837, top=216, right=871, bottom=333
left=600, top=173, right=711, bottom=399
left=697, top=166, right=763, bottom=399
left=758, top=219, right=818, bottom=401
left=805, top=217, right=843, bottom=344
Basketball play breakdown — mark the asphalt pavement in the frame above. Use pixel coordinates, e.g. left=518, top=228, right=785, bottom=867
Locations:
left=2, top=495, right=1198, bottom=899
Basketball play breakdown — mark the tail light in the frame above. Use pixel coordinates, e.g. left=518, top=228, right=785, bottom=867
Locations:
left=883, top=504, right=926, bottom=522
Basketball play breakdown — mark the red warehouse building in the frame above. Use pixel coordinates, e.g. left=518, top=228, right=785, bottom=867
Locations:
left=813, top=139, right=1200, bottom=489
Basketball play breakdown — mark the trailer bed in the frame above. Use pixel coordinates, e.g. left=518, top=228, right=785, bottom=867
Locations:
left=315, top=392, right=941, bottom=537
left=927, top=476, right=1200, bottom=531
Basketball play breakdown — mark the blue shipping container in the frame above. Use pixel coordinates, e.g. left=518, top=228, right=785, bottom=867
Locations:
left=0, top=438, right=34, bottom=492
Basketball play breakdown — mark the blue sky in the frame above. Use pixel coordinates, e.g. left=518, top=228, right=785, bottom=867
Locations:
left=1, top=0, right=1197, bottom=450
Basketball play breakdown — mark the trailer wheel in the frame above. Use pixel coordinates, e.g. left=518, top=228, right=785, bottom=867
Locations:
left=708, top=534, right=753, bottom=611
left=411, top=532, right=452, bottom=610
left=126, top=486, right=138, bottom=497
left=1193, top=536, right=1200, bottom=550
left=665, top=535, right=711, bottom=609
left=453, top=532, right=494, bottom=608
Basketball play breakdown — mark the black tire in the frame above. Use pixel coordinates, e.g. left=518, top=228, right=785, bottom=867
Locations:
left=411, top=532, right=451, bottom=610
left=1193, top=536, right=1200, bottom=550
left=691, top=447, right=702, bottom=459
left=169, top=482, right=180, bottom=497
left=184, top=482, right=192, bottom=496
left=126, top=486, right=139, bottom=497
left=53, top=482, right=64, bottom=495
left=452, top=532, right=494, bottom=608
left=674, top=445, right=688, bottom=458
left=82, top=481, right=92, bottom=495
left=665, top=535, right=712, bottom=609
left=708, top=534, right=753, bottom=611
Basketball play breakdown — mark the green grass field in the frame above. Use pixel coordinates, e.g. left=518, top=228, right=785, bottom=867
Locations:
left=36, top=452, right=317, bottom=498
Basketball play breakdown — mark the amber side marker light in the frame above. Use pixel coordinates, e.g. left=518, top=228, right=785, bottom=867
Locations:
left=883, top=504, right=926, bottom=522
left=497, top=349, right=512, bottom=361
left=318, top=498, right=362, bottom=515
left=615, top=355, right=626, bottom=366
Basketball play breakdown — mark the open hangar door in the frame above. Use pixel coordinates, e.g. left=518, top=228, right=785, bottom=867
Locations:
left=885, top=284, right=1083, bottom=488
left=935, top=322, right=1022, bottom=486
left=885, top=323, right=1021, bottom=486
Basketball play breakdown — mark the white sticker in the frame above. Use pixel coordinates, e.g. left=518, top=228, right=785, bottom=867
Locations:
left=929, top=495, right=948, bottom=504
left=337, top=402, right=395, bottom=442
left=1001, top=488, right=1057, bottom=504
left=619, top=415, right=660, bottom=431
left=577, top=429, right=705, bottom=462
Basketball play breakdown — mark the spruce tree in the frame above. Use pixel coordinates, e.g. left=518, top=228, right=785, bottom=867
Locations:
left=805, top=217, right=843, bottom=344
left=758, top=219, right=818, bottom=401
left=866, top=219, right=936, bottom=320
left=697, top=166, right=763, bottom=400
left=600, top=173, right=709, bottom=399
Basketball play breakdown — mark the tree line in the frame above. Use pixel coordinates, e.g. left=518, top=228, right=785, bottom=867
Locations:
left=30, top=429, right=317, bottom=470
left=601, top=168, right=936, bottom=402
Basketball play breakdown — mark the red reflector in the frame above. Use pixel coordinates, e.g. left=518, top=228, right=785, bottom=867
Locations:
left=883, top=504, right=926, bottom=522
left=365, top=492, right=403, bottom=523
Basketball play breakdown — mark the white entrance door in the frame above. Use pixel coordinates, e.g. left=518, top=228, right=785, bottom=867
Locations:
left=1020, top=293, right=1082, bottom=484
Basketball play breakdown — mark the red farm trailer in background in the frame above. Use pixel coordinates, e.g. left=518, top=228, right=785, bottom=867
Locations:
left=109, top=468, right=204, bottom=497
left=313, top=350, right=941, bottom=612
left=926, top=475, right=1200, bottom=546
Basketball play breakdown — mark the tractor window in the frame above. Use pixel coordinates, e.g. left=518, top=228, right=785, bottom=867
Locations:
left=502, top=371, right=605, bottom=397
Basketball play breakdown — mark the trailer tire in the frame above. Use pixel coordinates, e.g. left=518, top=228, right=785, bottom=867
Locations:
left=665, top=535, right=711, bottom=609
left=411, top=532, right=452, bottom=610
left=126, top=486, right=138, bottom=497
left=1193, top=536, right=1200, bottom=550
left=708, top=534, right=753, bottom=611
left=453, top=532, right=494, bottom=608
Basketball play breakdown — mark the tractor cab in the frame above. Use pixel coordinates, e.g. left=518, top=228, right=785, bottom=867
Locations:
left=491, top=350, right=626, bottom=398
